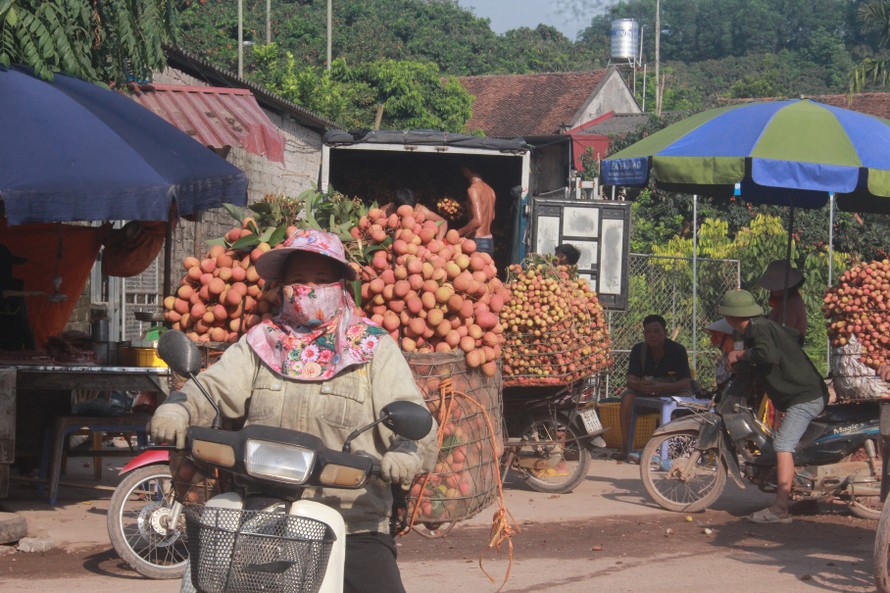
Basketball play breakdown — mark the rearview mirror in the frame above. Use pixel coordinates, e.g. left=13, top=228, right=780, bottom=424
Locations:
left=157, top=330, right=203, bottom=377
left=380, top=401, right=433, bottom=441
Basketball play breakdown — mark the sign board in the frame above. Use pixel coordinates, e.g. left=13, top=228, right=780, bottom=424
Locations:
left=529, top=197, right=631, bottom=311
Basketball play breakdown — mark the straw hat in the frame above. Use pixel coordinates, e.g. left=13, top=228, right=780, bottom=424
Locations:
left=717, top=289, right=763, bottom=318
left=758, top=260, right=804, bottom=291
left=255, top=229, right=357, bottom=282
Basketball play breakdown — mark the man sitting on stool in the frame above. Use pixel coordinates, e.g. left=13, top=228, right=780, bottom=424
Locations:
left=613, top=314, right=693, bottom=460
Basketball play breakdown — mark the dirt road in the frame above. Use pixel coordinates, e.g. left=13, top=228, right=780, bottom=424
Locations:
left=0, top=456, right=880, bottom=593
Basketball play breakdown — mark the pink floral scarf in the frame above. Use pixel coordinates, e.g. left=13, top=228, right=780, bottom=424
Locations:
left=246, top=284, right=386, bottom=381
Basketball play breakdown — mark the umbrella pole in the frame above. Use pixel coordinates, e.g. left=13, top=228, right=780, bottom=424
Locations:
left=692, top=194, right=698, bottom=373
left=781, top=206, right=795, bottom=328
left=163, top=215, right=173, bottom=309
left=827, top=193, right=835, bottom=371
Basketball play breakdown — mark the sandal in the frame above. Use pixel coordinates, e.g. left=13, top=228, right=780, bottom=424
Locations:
left=611, top=451, right=628, bottom=461
left=746, top=508, right=792, bottom=524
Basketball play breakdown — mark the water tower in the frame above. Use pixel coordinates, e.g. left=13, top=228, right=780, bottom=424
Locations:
left=607, top=19, right=645, bottom=110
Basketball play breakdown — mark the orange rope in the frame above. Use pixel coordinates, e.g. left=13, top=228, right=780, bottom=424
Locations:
left=404, top=377, right=519, bottom=592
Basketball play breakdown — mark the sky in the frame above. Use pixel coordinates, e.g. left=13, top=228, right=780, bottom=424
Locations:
left=455, top=0, right=610, bottom=41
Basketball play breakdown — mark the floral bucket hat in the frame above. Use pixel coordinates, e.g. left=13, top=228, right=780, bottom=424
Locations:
left=255, top=228, right=357, bottom=282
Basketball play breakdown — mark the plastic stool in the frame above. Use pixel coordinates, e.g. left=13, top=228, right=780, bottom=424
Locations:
left=627, top=396, right=708, bottom=455
left=39, top=414, right=151, bottom=505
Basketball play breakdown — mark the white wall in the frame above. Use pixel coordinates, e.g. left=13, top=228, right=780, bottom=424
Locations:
left=571, top=71, right=641, bottom=128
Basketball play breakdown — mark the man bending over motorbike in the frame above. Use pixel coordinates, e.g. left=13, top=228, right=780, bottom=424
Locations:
left=613, top=314, right=693, bottom=460
left=149, top=228, right=438, bottom=593
left=720, top=289, right=828, bottom=525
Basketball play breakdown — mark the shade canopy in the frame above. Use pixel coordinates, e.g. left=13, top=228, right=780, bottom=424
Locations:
left=0, top=66, right=248, bottom=225
left=601, top=99, right=890, bottom=212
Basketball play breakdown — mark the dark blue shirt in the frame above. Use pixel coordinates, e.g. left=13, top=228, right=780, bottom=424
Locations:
left=627, top=338, right=691, bottom=381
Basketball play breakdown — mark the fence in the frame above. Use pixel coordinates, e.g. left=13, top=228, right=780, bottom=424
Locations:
left=602, top=254, right=741, bottom=398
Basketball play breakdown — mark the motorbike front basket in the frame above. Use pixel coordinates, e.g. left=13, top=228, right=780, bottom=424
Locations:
left=184, top=505, right=336, bottom=593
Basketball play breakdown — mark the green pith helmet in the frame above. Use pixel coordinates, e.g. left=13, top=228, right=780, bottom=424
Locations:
left=717, top=289, right=763, bottom=318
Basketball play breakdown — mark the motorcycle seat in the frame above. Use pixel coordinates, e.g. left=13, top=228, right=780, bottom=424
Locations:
left=814, top=400, right=878, bottom=424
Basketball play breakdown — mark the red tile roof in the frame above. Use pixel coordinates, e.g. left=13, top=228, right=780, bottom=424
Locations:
left=459, top=70, right=610, bottom=137
left=130, top=84, right=286, bottom=162
left=811, top=93, right=890, bottom=119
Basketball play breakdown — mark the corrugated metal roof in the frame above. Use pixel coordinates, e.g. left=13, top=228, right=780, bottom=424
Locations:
left=163, top=44, right=340, bottom=131
left=130, top=84, right=286, bottom=163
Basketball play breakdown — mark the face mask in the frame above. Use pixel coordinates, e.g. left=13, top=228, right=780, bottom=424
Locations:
left=280, top=281, right=345, bottom=327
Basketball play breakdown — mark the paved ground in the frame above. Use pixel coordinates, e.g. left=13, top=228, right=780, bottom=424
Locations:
left=0, top=451, right=881, bottom=593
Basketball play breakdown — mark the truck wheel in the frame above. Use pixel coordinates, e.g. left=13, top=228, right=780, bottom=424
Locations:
left=106, top=465, right=188, bottom=579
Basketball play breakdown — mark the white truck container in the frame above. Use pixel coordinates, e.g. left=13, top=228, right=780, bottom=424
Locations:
left=320, top=130, right=631, bottom=310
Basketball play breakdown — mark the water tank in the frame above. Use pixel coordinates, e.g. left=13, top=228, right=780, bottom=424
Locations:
left=610, top=19, right=639, bottom=60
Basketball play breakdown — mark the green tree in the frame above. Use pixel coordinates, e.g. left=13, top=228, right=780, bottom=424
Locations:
left=851, top=0, right=890, bottom=91
left=0, top=0, right=176, bottom=82
left=250, top=44, right=473, bottom=131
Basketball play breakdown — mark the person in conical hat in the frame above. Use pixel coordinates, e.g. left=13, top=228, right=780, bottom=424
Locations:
left=704, top=317, right=734, bottom=389
left=758, top=259, right=807, bottom=342
left=719, top=289, right=827, bottom=525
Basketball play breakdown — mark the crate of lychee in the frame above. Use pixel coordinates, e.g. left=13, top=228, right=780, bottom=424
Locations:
left=500, top=255, right=613, bottom=387
left=823, top=259, right=890, bottom=401
left=347, top=204, right=509, bottom=524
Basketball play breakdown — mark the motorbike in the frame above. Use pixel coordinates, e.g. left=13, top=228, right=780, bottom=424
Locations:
left=639, top=369, right=882, bottom=519
left=501, top=376, right=608, bottom=494
left=150, top=329, right=432, bottom=593
left=106, top=447, right=188, bottom=579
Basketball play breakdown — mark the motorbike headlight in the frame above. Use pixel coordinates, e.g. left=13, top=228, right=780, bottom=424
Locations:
left=244, top=440, right=316, bottom=484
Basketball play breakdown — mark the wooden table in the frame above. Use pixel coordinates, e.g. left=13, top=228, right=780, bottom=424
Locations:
left=15, top=364, right=172, bottom=394
left=2, top=365, right=172, bottom=499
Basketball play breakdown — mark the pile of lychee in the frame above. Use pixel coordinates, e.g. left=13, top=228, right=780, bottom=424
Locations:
left=499, top=258, right=612, bottom=385
left=349, top=205, right=510, bottom=376
left=823, top=259, right=890, bottom=369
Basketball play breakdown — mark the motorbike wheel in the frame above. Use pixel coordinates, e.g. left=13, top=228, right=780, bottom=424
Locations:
left=875, top=498, right=890, bottom=592
left=520, top=416, right=591, bottom=494
left=106, top=465, right=188, bottom=579
left=851, top=495, right=883, bottom=520
left=639, top=430, right=727, bottom=513
left=849, top=445, right=883, bottom=520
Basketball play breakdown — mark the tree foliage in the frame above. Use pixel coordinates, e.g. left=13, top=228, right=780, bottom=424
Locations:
left=250, top=44, right=472, bottom=131
left=0, top=0, right=176, bottom=83
left=851, top=0, right=890, bottom=91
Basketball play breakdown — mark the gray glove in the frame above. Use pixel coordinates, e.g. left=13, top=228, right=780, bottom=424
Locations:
left=380, top=451, right=423, bottom=485
left=148, top=403, right=190, bottom=449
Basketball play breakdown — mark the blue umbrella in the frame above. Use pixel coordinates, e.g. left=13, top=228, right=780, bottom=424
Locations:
left=0, top=66, right=248, bottom=225
left=601, top=99, right=890, bottom=212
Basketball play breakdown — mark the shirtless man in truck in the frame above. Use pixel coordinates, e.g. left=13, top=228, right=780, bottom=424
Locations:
left=456, top=166, right=496, bottom=256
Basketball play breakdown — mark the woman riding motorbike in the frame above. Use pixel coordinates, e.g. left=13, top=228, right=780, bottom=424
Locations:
left=148, top=228, right=438, bottom=593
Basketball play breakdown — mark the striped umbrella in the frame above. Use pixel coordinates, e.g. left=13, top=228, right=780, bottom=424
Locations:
left=601, top=99, right=890, bottom=212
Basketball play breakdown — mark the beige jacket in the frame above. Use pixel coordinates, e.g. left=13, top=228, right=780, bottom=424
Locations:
left=176, top=334, right=438, bottom=535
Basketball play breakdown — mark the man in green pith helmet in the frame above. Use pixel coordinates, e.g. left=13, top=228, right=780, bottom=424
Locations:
left=720, top=289, right=828, bottom=525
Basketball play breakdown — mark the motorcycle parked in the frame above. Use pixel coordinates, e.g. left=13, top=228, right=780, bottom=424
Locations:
left=153, top=330, right=433, bottom=593
left=639, top=370, right=882, bottom=518
left=501, top=376, right=608, bottom=494
left=106, top=447, right=188, bottom=579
